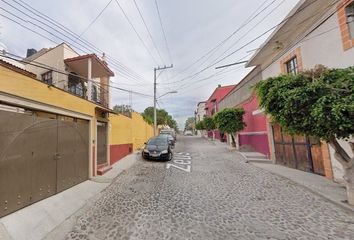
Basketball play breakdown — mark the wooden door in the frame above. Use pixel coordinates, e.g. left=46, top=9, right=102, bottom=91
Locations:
left=272, top=124, right=325, bottom=176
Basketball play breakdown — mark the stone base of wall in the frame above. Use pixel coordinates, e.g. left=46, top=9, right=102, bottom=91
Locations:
left=110, top=143, right=133, bottom=165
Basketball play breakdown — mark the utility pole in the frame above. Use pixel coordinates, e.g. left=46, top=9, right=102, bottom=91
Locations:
left=154, top=64, right=173, bottom=136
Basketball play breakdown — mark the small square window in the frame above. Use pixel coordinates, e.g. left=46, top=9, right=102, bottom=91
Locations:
left=41, top=71, right=53, bottom=85
left=345, top=2, right=354, bottom=39
left=285, top=57, right=298, bottom=74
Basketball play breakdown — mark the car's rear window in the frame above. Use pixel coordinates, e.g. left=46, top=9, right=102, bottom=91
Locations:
left=148, top=138, right=168, bottom=145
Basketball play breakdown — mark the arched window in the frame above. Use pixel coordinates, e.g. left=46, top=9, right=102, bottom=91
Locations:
left=68, top=72, right=84, bottom=97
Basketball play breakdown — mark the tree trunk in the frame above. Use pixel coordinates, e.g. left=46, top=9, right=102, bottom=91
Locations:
left=329, top=138, right=354, bottom=205
left=212, top=131, right=215, bottom=141
left=230, top=133, right=236, bottom=148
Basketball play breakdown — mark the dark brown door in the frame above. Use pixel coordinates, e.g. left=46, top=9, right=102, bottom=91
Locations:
left=272, top=124, right=325, bottom=175
left=0, top=107, right=90, bottom=218
left=97, top=122, right=107, bottom=166
left=57, top=117, right=89, bottom=192
left=0, top=110, right=57, bottom=218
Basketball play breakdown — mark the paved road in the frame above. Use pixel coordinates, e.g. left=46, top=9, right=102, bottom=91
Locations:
left=66, top=136, right=354, bottom=240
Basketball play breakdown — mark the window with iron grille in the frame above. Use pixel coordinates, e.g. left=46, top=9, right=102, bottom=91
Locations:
left=285, top=57, right=298, bottom=74
left=68, top=73, right=84, bottom=97
left=346, top=2, right=354, bottom=39
left=41, top=71, right=53, bottom=85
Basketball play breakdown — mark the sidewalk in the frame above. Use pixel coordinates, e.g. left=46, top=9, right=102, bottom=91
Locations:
left=249, top=162, right=354, bottom=212
left=0, top=152, right=140, bottom=240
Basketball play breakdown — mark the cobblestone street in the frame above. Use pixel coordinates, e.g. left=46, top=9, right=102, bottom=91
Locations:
left=66, top=136, right=354, bottom=240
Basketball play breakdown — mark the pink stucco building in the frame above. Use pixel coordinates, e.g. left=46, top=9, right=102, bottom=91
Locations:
left=204, top=84, right=235, bottom=141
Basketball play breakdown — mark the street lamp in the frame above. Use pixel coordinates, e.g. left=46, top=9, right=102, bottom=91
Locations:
left=157, top=90, right=178, bottom=99
left=154, top=90, right=177, bottom=136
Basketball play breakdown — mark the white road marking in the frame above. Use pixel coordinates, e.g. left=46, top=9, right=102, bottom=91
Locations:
left=166, top=152, right=192, bottom=173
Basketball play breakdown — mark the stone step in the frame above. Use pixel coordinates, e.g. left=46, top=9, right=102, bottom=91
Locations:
left=245, top=158, right=272, bottom=164
left=244, top=155, right=268, bottom=160
left=97, top=165, right=113, bottom=175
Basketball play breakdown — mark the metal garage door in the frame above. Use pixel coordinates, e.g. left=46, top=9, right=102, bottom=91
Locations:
left=0, top=107, right=89, bottom=218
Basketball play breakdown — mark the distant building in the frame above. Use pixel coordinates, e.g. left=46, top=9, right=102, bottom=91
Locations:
left=195, top=101, right=206, bottom=122
left=204, top=84, right=235, bottom=141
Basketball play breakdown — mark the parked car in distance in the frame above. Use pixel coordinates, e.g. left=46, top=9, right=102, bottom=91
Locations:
left=159, top=133, right=175, bottom=148
left=184, top=130, right=193, bottom=136
left=142, top=136, right=173, bottom=161
left=160, top=129, right=177, bottom=141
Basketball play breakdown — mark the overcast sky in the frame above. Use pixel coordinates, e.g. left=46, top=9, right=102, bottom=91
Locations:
left=0, top=0, right=301, bottom=129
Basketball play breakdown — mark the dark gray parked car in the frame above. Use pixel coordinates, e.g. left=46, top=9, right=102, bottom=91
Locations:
left=142, top=136, right=173, bottom=161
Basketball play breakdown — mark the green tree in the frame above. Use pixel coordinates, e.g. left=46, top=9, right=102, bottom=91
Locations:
left=184, top=117, right=195, bottom=131
left=195, top=120, right=205, bottom=130
left=113, top=104, right=132, bottom=118
left=254, top=65, right=354, bottom=204
left=141, top=107, right=178, bottom=131
left=214, top=108, right=246, bottom=147
left=203, top=116, right=216, bottom=140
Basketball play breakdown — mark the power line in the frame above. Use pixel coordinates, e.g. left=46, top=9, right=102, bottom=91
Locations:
left=0, top=52, right=153, bottom=98
left=207, top=0, right=286, bottom=68
left=180, top=3, right=346, bottom=96
left=113, top=0, right=159, bottom=65
left=163, top=0, right=284, bottom=86
left=154, top=0, right=173, bottom=64
left=75, top=0, right=113, bottom=42
left=132, top=0, right=165, bottom=65
left=8, top=0, right=148, bottom=83
left=165, top=0, right=324, bottom=86
left=163, top=0, right=274, bottom=82
left=209, top=0, right=328, bottom=66
left=0, top=6, right=145, bottom=85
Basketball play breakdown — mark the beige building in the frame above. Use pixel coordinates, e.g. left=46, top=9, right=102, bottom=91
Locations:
left=195, top=101, right=206, bottom=122
left=24, top=43, right=114, bottom=109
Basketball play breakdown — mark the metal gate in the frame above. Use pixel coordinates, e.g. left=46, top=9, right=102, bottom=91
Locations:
left=272, top=124, right=325, bottom=175
left=96, top=122, right=107, bottom=166
left=0, top=107, right=89, bottom=218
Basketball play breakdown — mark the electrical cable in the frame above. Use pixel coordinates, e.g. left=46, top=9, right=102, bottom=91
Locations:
left=0, top=52, right=153, bottom=98
left=154, top=0, right=173, bottom=64
left=163, top=0, right=274, bottom=81
left=133, top=0, right=165, bottom=65
left=74, top=0, right=114, bottom=42
left=8, top=0, right=148, bottom=83
left=113, top=0, right=159, bottom=65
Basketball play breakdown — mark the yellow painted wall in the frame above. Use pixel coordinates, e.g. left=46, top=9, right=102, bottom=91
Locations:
left=1, top=65, right=153, bottom=154
left=109, top=114, right=133, bottom=145
left=132, top=112, right=154, bottom=150
left=109, top=112, right=154, bottom=150
left=0, top=66, right=97, bottom=116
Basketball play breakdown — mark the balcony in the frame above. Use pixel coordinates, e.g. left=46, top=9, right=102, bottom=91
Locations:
left=64, top=54, right=114, bottom=109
